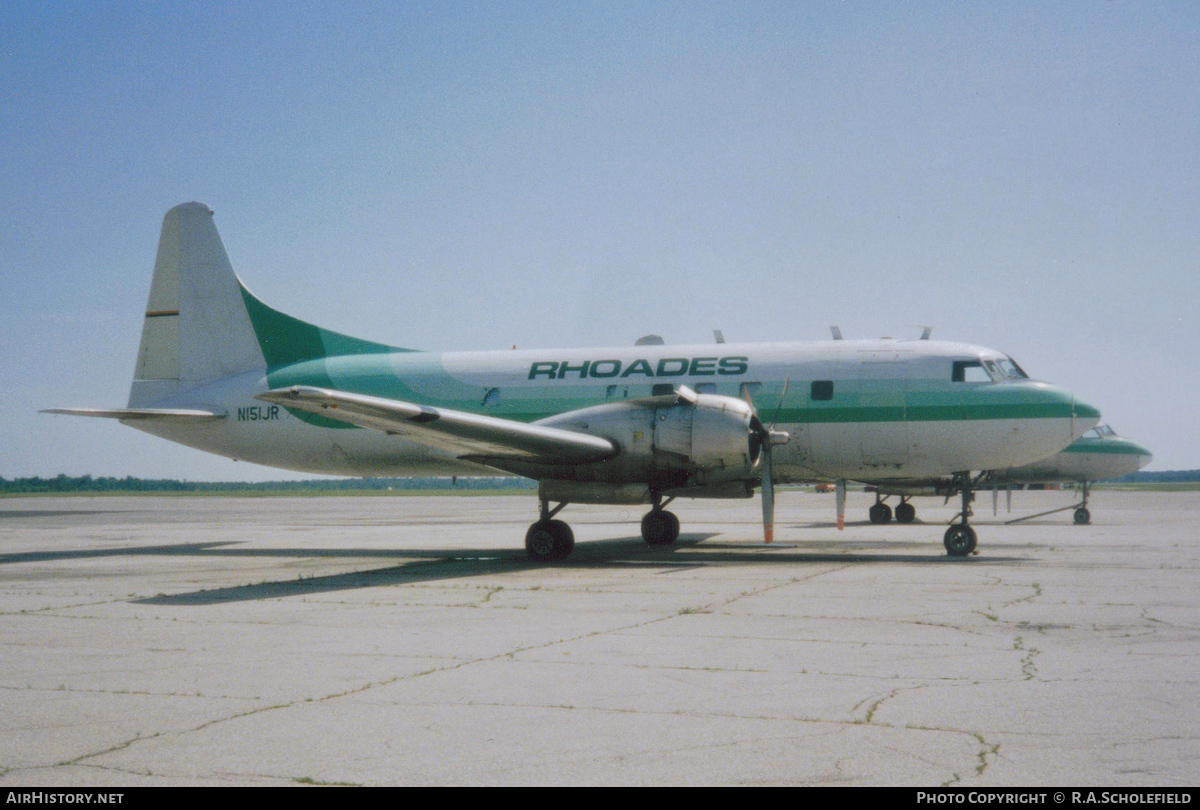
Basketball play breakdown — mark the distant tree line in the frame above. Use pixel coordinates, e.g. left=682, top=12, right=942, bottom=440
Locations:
left=0, top=474, right=537, bottom=494
left=1109, top=470, right=1200, bottom=484
left=1, top=470, right=1194, bottom=494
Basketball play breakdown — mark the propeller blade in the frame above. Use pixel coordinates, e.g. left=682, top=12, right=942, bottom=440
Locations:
left=770, top=377, right=790, bottom=430
left=745, top=388, right=787, bottom=545
left=762, top=440, right=775, bottom=543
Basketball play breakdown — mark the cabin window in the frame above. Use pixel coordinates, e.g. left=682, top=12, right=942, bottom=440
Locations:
left=952, top=361, right=990, bottom=383
left=652, top=383, right=674, bottom=396
left=482, top=387, right=500, bottom=407
left=739, top=382, right=762, bottom=401
left=810, top=380, right=833, bottom=401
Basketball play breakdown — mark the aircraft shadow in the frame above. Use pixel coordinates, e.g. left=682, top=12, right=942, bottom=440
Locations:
left=112, top=533, right=1027, bottom=606
left=0, top=509, right=138, bottom=520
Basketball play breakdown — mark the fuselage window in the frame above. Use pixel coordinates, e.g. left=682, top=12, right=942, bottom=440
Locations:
left=740, top=382, right=762, bottom=401
left=952, top=361, right=990, bottom=383
left=810, top=380, right=833, bottom=401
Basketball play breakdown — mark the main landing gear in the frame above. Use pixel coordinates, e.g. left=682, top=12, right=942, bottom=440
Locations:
left=641, top=494, right=680, bottom=546
left=868, top=494, right=916, bottom=524
left=943, top=471, right=978, bottom=557
left=525, top=499, right=574, bottom=563
left=524, top=493, right=682, bottom=562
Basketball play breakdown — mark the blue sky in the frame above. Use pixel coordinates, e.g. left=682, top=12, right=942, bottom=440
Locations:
left=3, top=1, right=1197, bottom=479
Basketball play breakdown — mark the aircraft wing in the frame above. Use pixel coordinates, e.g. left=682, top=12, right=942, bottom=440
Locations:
left=257, top=386, right=616, bottom=464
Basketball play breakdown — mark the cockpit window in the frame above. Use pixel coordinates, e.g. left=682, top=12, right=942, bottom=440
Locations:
left=996, top=357, right=1028, bottom=379
left=952, top=360, right=991, bottom=383
left=960, top=356, right=1030, bottom=382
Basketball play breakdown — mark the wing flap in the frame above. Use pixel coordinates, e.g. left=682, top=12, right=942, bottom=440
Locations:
left=257, top=386, right=616, bottom=464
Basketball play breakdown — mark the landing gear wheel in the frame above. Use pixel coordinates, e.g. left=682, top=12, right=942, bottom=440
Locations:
left=895, top=502, right=916, bottom=524
left=642, top=510, right=680, bottom=545
left=525, top=519, right=574, bottom=562
left=1073, top=507, right=1091, bottom=525
left=943, top=524, right=977, bottom=557
left=869, top=503, right=893, bottom=524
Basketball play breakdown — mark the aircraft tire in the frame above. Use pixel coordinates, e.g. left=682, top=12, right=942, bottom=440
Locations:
left=943, top=524, right=977, bottom=557
left=642, top=510, right=680, bottom=545
left=869, top=503, right=893, bottom=524
left=526, top=520, right=574, bottom=562
left=661, top=510, right=680, bottom=543
left=895, top=502, right=916, bottom=524
left=1073, top=507, right=1091, bottom=525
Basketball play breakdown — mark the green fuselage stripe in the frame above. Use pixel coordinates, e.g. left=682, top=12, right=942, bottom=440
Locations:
left=1062, top=442, right=1150, bottom=455
left=260, top=348, right=1087, bottom=431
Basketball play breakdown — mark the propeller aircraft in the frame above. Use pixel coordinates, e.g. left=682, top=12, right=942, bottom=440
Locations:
left=45, top=203, right=1103, bottom=560
left=863, top=424, right=1151, bottom=528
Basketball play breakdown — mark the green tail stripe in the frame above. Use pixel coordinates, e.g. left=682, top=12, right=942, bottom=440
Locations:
left=239, top=284, right=414, bottom=369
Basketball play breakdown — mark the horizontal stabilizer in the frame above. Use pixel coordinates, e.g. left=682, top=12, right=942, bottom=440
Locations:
left=41, top=408, right=226, bottom=421
left=257, top=386, right=615, bottom=464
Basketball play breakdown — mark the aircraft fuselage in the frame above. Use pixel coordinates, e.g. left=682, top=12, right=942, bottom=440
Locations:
left=129, top=337, right=1098, bottom=483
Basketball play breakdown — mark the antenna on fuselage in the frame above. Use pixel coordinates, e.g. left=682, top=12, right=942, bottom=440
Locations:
left=635, top=335, right=665, bottom=346
left=713, top=330, right=725, bottom=344
left=830, top=326, right=843, bottom=340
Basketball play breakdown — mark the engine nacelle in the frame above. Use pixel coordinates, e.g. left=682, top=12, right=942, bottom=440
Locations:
left=529, top=389, right=761, bottom=493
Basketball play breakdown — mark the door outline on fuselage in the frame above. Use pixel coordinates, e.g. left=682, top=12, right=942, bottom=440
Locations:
left=857, top=349, right=913, bottom=469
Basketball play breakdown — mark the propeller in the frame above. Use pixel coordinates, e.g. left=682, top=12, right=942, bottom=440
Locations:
left=746, top=379, right=790, bottom=543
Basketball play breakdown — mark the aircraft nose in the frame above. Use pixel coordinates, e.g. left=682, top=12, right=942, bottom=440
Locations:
left=1129, top=442, right=1154, bottom=472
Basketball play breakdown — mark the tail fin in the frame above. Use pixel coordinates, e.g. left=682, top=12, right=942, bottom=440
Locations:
left=129, top=203, right=265, bottom=406
left=129, top=203, right=408, bottom=408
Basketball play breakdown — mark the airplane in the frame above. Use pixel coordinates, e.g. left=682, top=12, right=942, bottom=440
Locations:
left=44, top=203, right=1102, bottom=561
left=995, top=424, right=1152, bottom=525
left=864, top=424, right=1152, bottom=526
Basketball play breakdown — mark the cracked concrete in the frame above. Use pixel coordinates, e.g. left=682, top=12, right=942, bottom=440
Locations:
left=0, top=490, right=1197, bottom=785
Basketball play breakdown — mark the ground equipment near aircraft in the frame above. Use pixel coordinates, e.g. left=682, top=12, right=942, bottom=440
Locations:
left=44, top=203, right=1102, bottom=560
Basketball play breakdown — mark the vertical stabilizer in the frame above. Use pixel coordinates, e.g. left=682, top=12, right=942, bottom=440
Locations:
left=128, top=203, right=266, bottom=406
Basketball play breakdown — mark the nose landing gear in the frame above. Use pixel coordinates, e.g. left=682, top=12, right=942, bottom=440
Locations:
left=944, top=472, right=978, bottom=557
